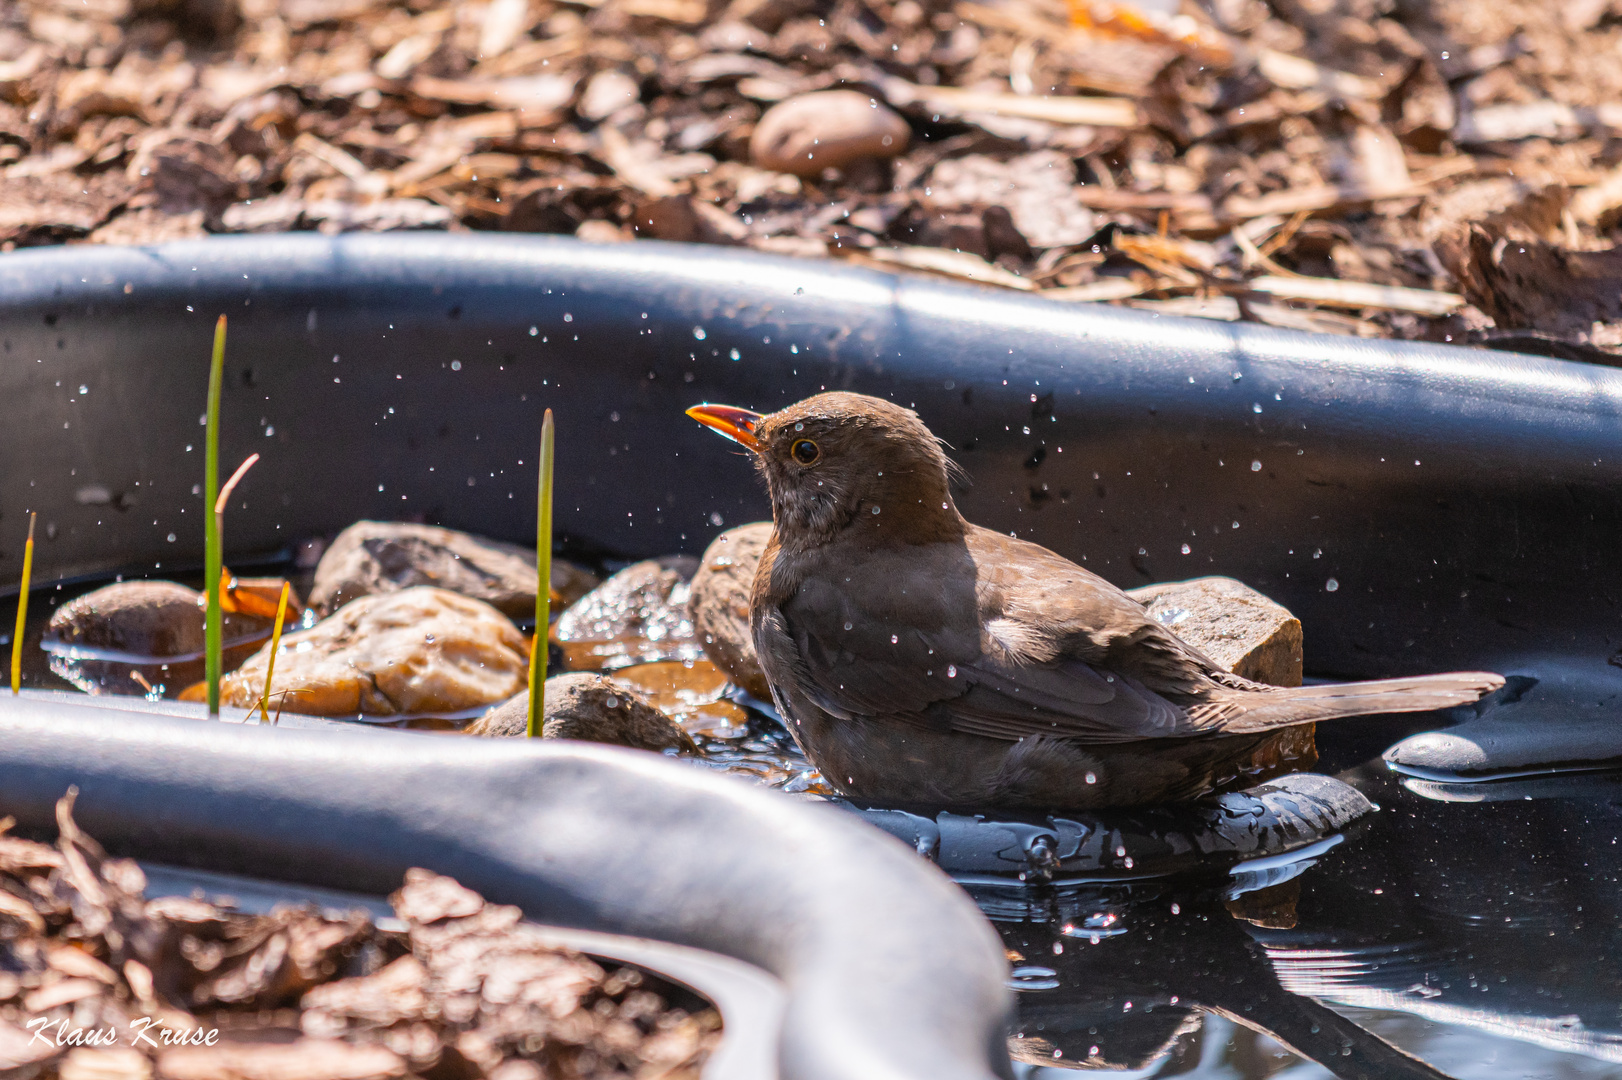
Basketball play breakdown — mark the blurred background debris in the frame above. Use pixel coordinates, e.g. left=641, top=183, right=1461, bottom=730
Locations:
left=3, top=0, right=1622, bottom=358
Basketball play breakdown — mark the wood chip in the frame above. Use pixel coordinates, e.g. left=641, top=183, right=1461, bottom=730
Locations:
left=1248, top=274, right=1464, bottom=315
left=1040, top=278, right=1148, bottom=302
left=157, top=1041, right=408, bottom=1080
left=1255, top=48, right=1385, bottom=100
left=883, top=79, right=1140, bottom=127
left=862, top=246, right=1035, bottom=289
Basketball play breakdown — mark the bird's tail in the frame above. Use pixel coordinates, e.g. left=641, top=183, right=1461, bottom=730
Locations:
left=1210, top=671, right=1504, bottom=733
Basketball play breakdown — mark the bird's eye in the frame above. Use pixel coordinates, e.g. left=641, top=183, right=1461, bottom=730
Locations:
left=790, top=439, right=820, bottom=465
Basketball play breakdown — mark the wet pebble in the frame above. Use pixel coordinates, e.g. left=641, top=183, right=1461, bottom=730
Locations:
left=45, top=581, right=209, bottom=660
left=750, top=90, right=909, bottom=179
left=220, top=586, right=528, bottom=718
left=687, top=522, right=774, bottom=701
left=468, top=672, right=697, bottom=753
left=309, top=520, right=598, bottom=620
left=612, top=659, right=751, bottom=739
left=552, top=556, right=701, bottom=670
left=1126, top=576, right=1303, bottom=687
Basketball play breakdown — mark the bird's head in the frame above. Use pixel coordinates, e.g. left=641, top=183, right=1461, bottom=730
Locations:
left=687, top=392, right=964, bottom=552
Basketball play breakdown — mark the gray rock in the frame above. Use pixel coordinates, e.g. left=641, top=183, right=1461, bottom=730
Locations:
left=688, top=522, right=774, bottom=701
left=1127, top=576, right=1303, bottom=687
left=309, top=520, right=598, bottom=619
left=751, top=91, right=909, bottom=178
left=1384, top=712, right=1622, bottom=781
left=469, top=672, right=698, bottom=753
left=552, top=556, right=701, bottom=670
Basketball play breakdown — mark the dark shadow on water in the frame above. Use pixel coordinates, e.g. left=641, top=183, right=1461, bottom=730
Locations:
left=983, top=727, right=1622, bottom=1080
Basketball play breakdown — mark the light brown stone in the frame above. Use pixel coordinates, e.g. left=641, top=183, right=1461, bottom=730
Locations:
left=469, top=672, right=697, bottom=753
left=221, top=587, right=528, bottom=717
left=750, top=90, right=909, bottom=178
left=1126, top=576, right=1304, bottom=687
left=309, top=521, right=598, bottom=619
left=687, top=522, right=774, bottom=701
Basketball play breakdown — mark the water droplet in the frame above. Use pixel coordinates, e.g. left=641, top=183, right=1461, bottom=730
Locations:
left=1123, top=857, right=1134, bottom=868
left=795, top=422, right=804, bottom=431
left=78, top=385, right=87, bottom=395
left=941, top=502, right=948, bottom=509
left=563, top=313, right=573, bottom=322
left=1232, top=520, right=1240, bottom=529
left=693, top=326, right=706, bottom=340
left=529, top=325, right=538, bottom=335
left=844, top=622, right=853, bottom=630
left=1326, top=578, right=1340, bottom=592
left=1138, top=547, right=1147, bottom=555
left=425, top=634, right=435, bottom=643
left=709, top=511, right=724, bottom=527
left=450, top=360, right=462, bottom=371
left=729, top=348, right=741, bottom=361
left=794, top=286, right=804, bottom=295
left=1115, top=846, right=1126, bottom=857
left=947, top=665, right=957, bottom=677
left=605, top=695, right=619, bottom=708
left=1313, top=548, right=1322, bottom=558
left=165, top=533, right=175, bottom=542
left=1250, top=460, right=1261, bottom=471
left=1180, top=543, right=1190, bottom=554
left=1252, top=402, right=1262, bottom=413
left=1085, top=771, right=1097, bottom=784
left=1171, top=903, right=1180, bottom=915
left=871, top=505, right=881, bottom=514
left=890, top=634, right=899, bottom=644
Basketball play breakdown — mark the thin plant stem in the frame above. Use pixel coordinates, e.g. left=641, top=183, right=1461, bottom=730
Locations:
left=9, top=512, right=35, bottom=695
left=527, top=408, right=554, bottom=738
left=258, top=581, right=290, bottom=724
left=204, top=315, right=226, bottom=717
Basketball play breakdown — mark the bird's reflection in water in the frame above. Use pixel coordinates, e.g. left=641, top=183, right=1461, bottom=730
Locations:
left=972, top=763, right=1622, bottom=1080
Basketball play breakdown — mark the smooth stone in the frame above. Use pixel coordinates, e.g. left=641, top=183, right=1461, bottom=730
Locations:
left=552, top=556, right=701, bottom=670
left=309, top=520, right=598, bottom=619
left=220, top=586, right=528, bottom=717
left=468, top=672, right=697, bottom=753
left=1126, top=576, right=1304, bottom=688
left=1384, top=714, right=1622, bottom=779
left=1400, top=771, right=1622, bottom=803
left=44, top=580, right=272, bottom=659
left=750, top=90, right=909, bottom=179
left=688, top=522, right=774, bottom=701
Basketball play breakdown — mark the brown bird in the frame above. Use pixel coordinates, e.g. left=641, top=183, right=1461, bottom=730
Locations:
left=687, top=393, right=1504, bottom=810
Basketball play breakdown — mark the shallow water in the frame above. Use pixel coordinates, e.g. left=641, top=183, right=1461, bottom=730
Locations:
left=5, top=571, right=1619, bottom=1079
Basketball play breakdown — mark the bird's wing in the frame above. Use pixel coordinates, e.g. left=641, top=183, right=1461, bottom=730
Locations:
left=768, top=532, right=1230, bottom=744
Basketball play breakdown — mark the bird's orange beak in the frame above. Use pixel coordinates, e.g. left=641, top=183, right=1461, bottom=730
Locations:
left=686, top=403, right=764, bottom=453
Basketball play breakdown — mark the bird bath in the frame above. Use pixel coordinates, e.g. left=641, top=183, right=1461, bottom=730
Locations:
left=2, top=234, right=1621, bottom=1078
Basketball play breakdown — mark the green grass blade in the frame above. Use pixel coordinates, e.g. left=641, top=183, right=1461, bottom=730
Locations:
left=204, top=315, right=226, bottom=716
left=10, top=512, right=35, bottom=695
left=527, top=408, right=554, bottom=738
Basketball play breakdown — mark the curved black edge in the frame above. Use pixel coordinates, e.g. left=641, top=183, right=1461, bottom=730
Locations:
left=3, top=234, right=1622, bottom=712
left=0, top=694, right=1014, bottom=1080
